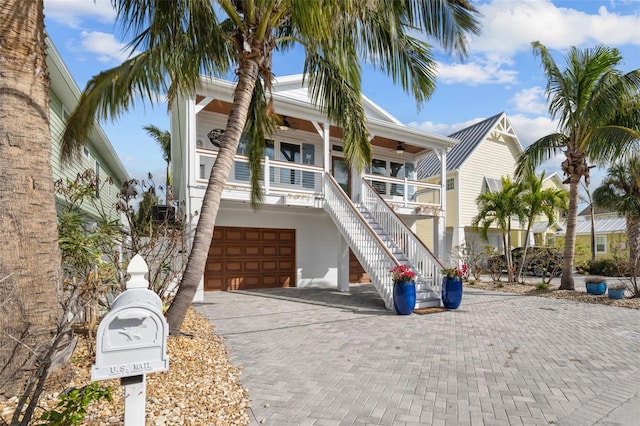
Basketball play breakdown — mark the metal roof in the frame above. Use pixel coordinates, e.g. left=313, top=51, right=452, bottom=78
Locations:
left=556, top=217, right=627, bottom=235
left=417, top=112, right=504, bottom=178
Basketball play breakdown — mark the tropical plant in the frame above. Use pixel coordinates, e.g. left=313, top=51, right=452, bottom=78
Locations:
left=516, top=42, right=640, bottom=290
left=143, top=124, right=172, bottom=203
left=472, top=176, right=526, bottom=283
left=0, top=0, right=64, bottom=398
left=60, top=0, right=481, bottom=333
left=516, top=172, right=568, bottom=282
left=442, top=264, right=468, bottom=279
left=389, top=265, right=416, bottom=282
left=593, top=156, right=640, bottom=274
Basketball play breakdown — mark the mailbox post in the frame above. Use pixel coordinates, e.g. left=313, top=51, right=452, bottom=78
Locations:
left=92, top=254, right=169, bottom=424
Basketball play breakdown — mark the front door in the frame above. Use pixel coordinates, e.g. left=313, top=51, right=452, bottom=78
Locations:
left=332, top=156, right=350, bottom=197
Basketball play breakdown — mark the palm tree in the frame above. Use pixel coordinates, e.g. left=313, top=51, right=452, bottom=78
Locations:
left=61, top=0, right=481, bottom=333
left=516, top=42, right=640, bottom=290
left=143, top=124, right=172, bottom=202
left=593, top=156, right=640, bottom=268
left=472, top=176, right=526, bottom=283
left=0, top=0, right=63, bottom=397
left=516, top=172, right=568, bottom=281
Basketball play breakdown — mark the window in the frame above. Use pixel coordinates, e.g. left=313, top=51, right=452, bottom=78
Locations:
left=279, top=141, right=301, bottom=185
left=62, top=106, right=70, bottom=121
left=446, top=177, right=454, bottom=191
left=596, top=235, right=606, bottom=254
left=370, top=158, right=387, bottom=194
left=83, top=146, right=91, bottom=159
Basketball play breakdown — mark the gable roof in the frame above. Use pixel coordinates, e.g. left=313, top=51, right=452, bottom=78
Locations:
left=271, top=74, right=402, bottom=125
left=417, top=112, right=504, bottom=178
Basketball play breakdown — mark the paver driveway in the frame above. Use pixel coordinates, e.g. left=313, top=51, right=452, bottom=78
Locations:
left=195, top=285, right=640, bottom=425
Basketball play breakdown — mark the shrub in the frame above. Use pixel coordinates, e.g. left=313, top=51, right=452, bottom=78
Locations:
left=585, top=258, right=624, bottom=276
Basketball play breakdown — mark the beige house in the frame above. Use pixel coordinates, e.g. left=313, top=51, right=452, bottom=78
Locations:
left=416, top=112, right=539, bottom=261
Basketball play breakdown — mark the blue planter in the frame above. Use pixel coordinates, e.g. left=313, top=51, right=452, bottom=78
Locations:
left=586, top=282, right=607, bottom=295
left=393, top=280, right=416, bottom=315
left=442, top=277, right=463, bottom=310
left=608, top=288, right=625, bottom=299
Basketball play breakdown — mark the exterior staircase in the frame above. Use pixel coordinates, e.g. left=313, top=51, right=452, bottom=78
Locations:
left=323, top=174, right=443, bottom=311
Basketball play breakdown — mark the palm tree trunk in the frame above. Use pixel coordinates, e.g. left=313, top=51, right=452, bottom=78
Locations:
left=165, top=61, right=260, bottom=334
left=627, top=216, right=640, bottom=275
left=560, top=176, right=580, bottom=290
left=0, top=0, right=63, bottom=397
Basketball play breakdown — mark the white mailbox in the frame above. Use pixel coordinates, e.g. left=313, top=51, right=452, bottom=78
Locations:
left=92, top=255, right=169, bottom=381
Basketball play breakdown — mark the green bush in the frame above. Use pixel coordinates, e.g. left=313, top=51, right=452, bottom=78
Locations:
left=39, top=382, right=112, bottom=425
left=585, top=258, right=625, bottom=276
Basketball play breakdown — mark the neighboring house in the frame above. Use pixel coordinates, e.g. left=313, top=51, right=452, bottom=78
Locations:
left=46, top=37, right=129, bottom=221
left=556, top=206, right=627, bottom=262
left=170, top=74, right=458, bottom=309
left=415, top=112, right=528, bottom=261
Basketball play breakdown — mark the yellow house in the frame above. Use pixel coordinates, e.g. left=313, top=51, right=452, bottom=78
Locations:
left=416, top=112, right=528, bottom=261
left=555, top=207, right=627, bottom=263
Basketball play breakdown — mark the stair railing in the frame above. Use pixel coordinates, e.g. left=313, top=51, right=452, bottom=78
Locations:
left=323, top=174, right=398, bottom=309
left=360, top=180, right=444, bottom=294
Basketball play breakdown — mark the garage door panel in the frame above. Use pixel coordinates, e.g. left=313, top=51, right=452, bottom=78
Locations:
left=261, top=260, right=278, bottom=271
left=245, top=245, right=260, bottom=256
left=262, top=246, right=277, bottom=256
left=224, top=228, right=244, bottom=241
left=225, top=261, right=243, bottom=272
left=205, top=226, right=296, bottom=291
left=224, top=245, right=243, bottom=257
left=279, top=247, right=294, bottom=256
left=279, top=230, right=294, bottom=241
left=262, top=231, right=278, bottom=241
left=244, top=261, right=261, bottom=272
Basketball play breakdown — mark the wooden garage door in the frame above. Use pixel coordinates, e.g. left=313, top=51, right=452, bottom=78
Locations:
left=205, top=226, right=296, bottom=291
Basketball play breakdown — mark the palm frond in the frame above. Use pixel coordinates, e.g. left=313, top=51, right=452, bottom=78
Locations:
left=515, top=133, right=567, bottom=178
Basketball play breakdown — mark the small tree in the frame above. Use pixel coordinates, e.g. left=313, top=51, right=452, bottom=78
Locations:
left=472, top=176, right=526, bottom=283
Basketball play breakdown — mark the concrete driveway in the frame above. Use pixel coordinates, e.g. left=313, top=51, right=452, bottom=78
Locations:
left=195, top=284, right=640, bottom=425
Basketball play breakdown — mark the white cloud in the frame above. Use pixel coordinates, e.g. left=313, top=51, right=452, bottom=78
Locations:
left=44, top=0, right=115, bottom=28
left=436, top=57, right=518, bottom=85
left=79, top=31, right=137, bottom=63
left=407, top=117, right=487, bottom=136
left=470, top=0, right=640, bottom=55
left=508, top=114, right=558, bottom=148
left=510, top=87, right=547, bottom=115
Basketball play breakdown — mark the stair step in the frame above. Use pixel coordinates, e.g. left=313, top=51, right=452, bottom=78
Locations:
left=415, top=298, right=441, bottom=309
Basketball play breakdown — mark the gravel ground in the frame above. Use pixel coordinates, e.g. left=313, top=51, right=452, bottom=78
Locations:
left=2, top=277, right=638, bottom=425
left=468, top=275, right=640, bottom=309
left=1, top=308, right=250, bottom=425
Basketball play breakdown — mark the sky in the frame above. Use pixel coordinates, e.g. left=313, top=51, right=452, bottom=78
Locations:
left=43, top=0, right=640, bottom=198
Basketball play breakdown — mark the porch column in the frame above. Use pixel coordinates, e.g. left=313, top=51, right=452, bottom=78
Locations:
left=337, top=235, right=350, bottom=292
left=323, top=122, right=330, bottom=174
left=436, top=148, right=447, bottom=260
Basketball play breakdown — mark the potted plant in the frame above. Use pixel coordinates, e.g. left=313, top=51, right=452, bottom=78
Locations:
left=389, top=264, right=416, bottom=315
left=441, top=264, right=467, bottom=310
left=608, top=283, right=626, bottom=299
left=585, top=276, right=607, bottom=295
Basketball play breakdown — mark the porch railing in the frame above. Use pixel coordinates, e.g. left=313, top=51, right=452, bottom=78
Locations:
left=363, top=174, right=442, bottom=208
left=360, top=179, right=444, bottom=293
left=324, top=174, right=398, bottom=309
left=196, top=149, right=324, bottom=196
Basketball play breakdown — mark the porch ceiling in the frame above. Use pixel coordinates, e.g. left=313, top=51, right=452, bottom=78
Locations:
left=196, top=95, right=428, bottom=154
